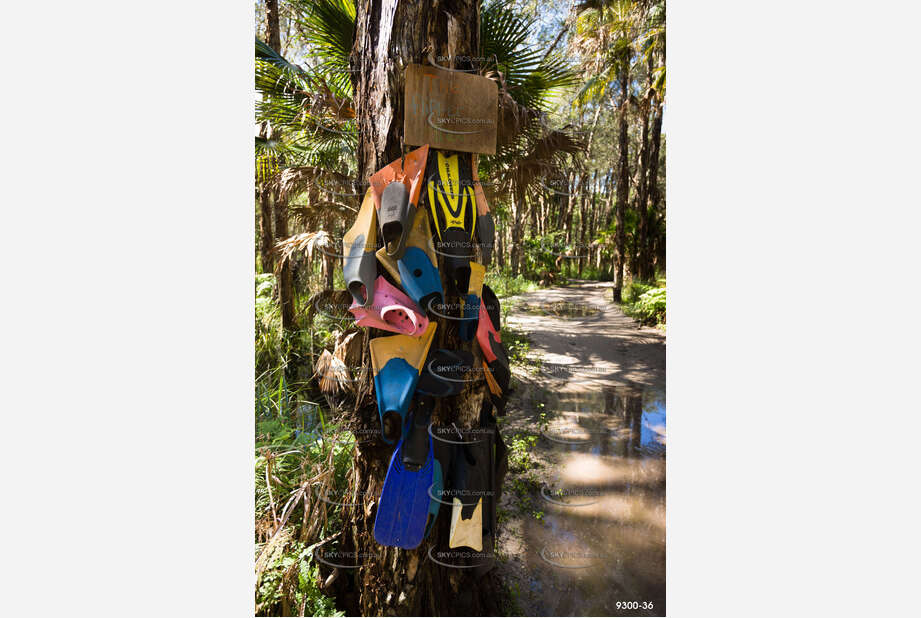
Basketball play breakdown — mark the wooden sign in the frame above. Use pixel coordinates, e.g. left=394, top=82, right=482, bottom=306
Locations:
left=403, top=64, right=498, bottom=155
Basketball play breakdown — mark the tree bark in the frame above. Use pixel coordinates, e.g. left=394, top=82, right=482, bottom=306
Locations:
left=258, top=184, right=274, bottom=273
left=612, top=62, right=630, bottom=302
left=579, top=170, right=597, bottom=277
left=272, top=187, right=295, bottom=330
left=265, top=1, right=291, bottom=324
left=634, top=96, right=651, bottom=282
left=510, top=183, right=524, bottom=276
left=342, top=2, right=503, bottom=615
left=265, top=0, right=281, bottom=53
left=645, top=100, right=663, bottom=280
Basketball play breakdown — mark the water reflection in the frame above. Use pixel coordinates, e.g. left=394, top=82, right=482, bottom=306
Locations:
left=508, top=385, right=666, bottom=616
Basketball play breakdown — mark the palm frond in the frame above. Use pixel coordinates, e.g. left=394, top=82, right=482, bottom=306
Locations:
left=290, top=0, right=356, bottom=96
left=481, top=1, right=579, bottom=111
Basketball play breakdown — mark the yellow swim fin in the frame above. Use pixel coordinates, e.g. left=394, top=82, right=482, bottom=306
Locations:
left=460, top=261, right=486, bottom=341
left=369, top=323, right=437, bottom=442
left=449, top=497, right=483, bottom=551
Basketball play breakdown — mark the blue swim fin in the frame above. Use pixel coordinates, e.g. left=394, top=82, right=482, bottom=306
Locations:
left=373, top=434, right=435, bottom=549
left=398, top=247, right=444, bottom=315
left=425, top=459, right=443, bottom=539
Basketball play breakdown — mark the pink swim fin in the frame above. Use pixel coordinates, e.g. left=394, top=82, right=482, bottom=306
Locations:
left=350, top=276, right=429, bottom=336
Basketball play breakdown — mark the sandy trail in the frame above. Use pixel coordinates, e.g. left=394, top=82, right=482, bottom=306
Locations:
left=503, top=280, right=665, bottom=391
left=494, top=281, right=666, bottom=617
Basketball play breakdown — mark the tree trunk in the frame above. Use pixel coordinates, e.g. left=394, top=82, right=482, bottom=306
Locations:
left=340, top=2, right=503, bottom=615
left=645, top=100, right=663, bottom=280
left=272, top=187, right=295, bottom=330
left=495, top=216, right=504, bottom=270
left=510, top=183, right=524, bottom=276
left=557, top=170, right=575, bottom=231
left=264, top=1, right=290, bottom=324
left=529, top=187, right=538, bottom=237
left=579, top=170, right=597, bottom=277
left=258, top=184, right=274, bottom=273
left=634, top=97, right=651, bottom=282
left=265, top=0, right=281, bottom=53
left=612, top=65, right=630, bottom=302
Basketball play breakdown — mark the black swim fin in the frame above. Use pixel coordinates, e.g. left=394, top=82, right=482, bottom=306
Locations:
left=477, top=284, right=510, bottom=414
left=473, top=401, right=506, bottom=577
left=471, top=154, right=495, bottom=266
left=417, top=348, right=476, bottom=397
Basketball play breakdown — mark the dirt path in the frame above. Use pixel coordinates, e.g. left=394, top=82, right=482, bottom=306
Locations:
left=503, top=280, right=664, bottom=391
left=494, top=281, right=666, bottom=617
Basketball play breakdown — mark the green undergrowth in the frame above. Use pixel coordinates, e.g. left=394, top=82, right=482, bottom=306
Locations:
left=500, top=579, right=526, bottom=616
left=621, top=277, right=666, bottom=328
left=485, top=270, right=539, bottom=298
left=256, top=273, right=352, bottom=616
left=502, top=326, right=543, bottom=378
left=255, top=401, right=352, bottom=616
left=506, top=433, right=544, bottom=520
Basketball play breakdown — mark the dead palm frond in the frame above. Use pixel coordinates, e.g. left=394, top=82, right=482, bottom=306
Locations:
left=271, top=231, right=334, bottom=277
left=333, top=331, right=364, bottom=391
left=315, top=349, right=350, bottom=393
left=278, top=165, right=352, bottom=200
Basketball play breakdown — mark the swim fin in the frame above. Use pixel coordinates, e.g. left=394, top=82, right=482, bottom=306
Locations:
left=471, top=154, right=495, bottom=266
left=373, top=431, right=438, bottom=549
left=417, top=348, right=475, bottom=397
left=376, top=208, right=444, bottom=315
left=459, top=262, right=485, bottom=341
left=426, top=150, right=477, bottom=295
left=349, top=275, right=428, bottom=337
left=473, top=402, right=504, bottom=576
left=481, top=284, right=501, bottom=331
left=342, top=188, right=379, bottom=307
left=370, top=144, right=429, bottom=259
left=476, top=286, right=510, bottom=414
left=448, top=436, right=488, bottom=552
left=370, top=322, right=437, bottom=442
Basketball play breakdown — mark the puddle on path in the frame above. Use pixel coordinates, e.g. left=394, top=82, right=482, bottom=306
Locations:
left=499, top=386, right=665, bottom=616
left=516, top=300, right=604, bottom=319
